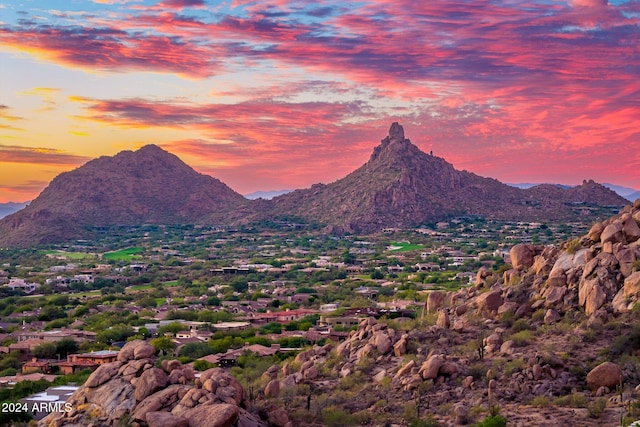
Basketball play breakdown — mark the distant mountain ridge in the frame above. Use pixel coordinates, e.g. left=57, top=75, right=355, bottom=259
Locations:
left=0, top=123, right=630, bottom=246
left=509, top=182, right=639, bottom=201
left=244, top=190, right=293, bottom=200
left=0, top=202, right=28, bottom=220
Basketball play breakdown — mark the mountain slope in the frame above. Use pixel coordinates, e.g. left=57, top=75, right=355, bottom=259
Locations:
left=269, top=123, right=627, bottom=232
left=0, top=145, right=246, bottom=247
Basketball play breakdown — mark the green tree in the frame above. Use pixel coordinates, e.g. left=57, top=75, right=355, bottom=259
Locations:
left=150, top=336, right=176, bottom=356
left=33, top=342, right=57, bottom=358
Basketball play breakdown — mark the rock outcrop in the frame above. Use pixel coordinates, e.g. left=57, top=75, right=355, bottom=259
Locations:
left=39, top=340, right=289, bottom=427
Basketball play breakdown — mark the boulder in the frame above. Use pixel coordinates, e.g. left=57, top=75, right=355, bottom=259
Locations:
left=624, top=271, right=640, bottom=299
left=454, top=403, right=469, bottom=425
left=84, top=361, right=123, bottom=388
left=621, top=213, right=640, bottom=243
left=373, top=330, right=392, bottom=354
left=394, top=360, right=416, bottom=381
left=588, top=222, right=605, bottom=242
left=612, top=289, right=629, bottom=313
left=476, top=291, right=504, bottom=314
left=601, top=222, right=624, bottom=245
left=436, top=309, right=450, bottom=329
left=544, top=309, right=561, bottom=324
left=161, top=359, right=183, bottom=374
left=579, top=278, right=607, bottom=316
left=177, top=403, right=239, bottom=427
left=373, top=370, right=387, bottom=383
left=393, top=337, right=407, bottom=357
left=132, top=385, right=190, bottom=422
left=586, top=362, right=623, bottom=391
left=118, top=339, right=156, bottom=362
left=136, top=368, right=169, bottom=402
left=267, top=406, right=292, bottom=427
left=419, top=355, right=445, bottom=380
left=264, top=380, right=280, bottom=398
left=146, top=411, right=189, bottom=427
left=544, top=285, right=566, bottom=306
left=426, top=291, right=444, bottom=314
left=510, top=244, right=535, bottom=269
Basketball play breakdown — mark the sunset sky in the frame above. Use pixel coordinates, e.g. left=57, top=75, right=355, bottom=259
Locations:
left=1, top=0, right=638, bottom=203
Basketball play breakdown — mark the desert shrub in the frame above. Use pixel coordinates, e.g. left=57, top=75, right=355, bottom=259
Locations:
left=530, top=395, right=551, bottom=407
left=611, top=324, right=640, bottom=356
left=468, top=362, right=487, bottom=381
left=193, top=359, right=216, bottom=371
left=322, top=406, right=356, bottom=426
left=582, top=328, right=597, bottom=343
left=511, top=319, right=531, bottom=332
left=531, top=308, right=546, bottom=322
left=508, top=330, right=535, bottom=347
left=504, top=357, right=525, bottom=375
left=410, top=416, right=440, bottom=427
left=587, top=397, right=607, bottom=419
left=473, top=415, right=507, bottom=427
left=499, top=311, right=515, bottom=328
left=565, top=239, right=582, bottom=254
left=554, top=392, right=587, bottom=408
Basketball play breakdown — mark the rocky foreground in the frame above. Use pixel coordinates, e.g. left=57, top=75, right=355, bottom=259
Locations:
left=260, top=200, right=640, bottom=425
left=40, top=340, right=290, bottom=427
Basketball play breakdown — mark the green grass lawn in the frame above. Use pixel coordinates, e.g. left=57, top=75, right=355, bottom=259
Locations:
left=45, top=250, right=96, bottom=260
left=387, top=242, right=425, bottom=252
left=102, top=247, right=144, bottom=261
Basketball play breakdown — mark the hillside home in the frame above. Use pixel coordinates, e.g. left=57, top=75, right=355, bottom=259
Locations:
left=4, top=278, right=40, bottom=294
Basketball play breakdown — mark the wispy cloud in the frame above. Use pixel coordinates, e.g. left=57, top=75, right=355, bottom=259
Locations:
left=0, top=145, right=90, bottom=166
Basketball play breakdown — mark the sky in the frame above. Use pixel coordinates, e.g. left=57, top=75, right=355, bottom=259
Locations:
left=0, top=0, right=639, bottom=203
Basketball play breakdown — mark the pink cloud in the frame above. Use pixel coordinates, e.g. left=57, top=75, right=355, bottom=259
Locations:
left=0, top=145, right=90, bottom=166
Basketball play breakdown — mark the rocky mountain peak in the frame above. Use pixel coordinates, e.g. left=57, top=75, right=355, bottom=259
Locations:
left=388, top=121, right=405, bottom=142
left=370, top=122, right=417, bottom=163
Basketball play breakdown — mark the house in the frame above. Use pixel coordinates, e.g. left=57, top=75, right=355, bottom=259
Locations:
left=320, top=303, right=339, bottom=312
left=16, top=329, right=97, bottom=344
left=211, top=322, right=251, bottom=332
left=57, top=350, right=119, bottom=375
left=354, top=286, right=378, bottom=300
left=317, top=316, right=360, bottom=329
left=22, top=358, right=52, bottom=374
left=4, top=278, right=40, bottom=294
left=414, top=262, right=440, bottom=271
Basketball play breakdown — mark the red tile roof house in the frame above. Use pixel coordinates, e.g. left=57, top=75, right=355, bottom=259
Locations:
left=247, top=308, right=318, bottom=325
left=22, top=358, right=52, bottom=374
left=57, top=350, right=119, bottom=375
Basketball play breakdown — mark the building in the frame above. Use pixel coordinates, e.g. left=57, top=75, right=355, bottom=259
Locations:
left=4, top=278, right=40, bottom=294
left=57, top=350, right=119, bottom=375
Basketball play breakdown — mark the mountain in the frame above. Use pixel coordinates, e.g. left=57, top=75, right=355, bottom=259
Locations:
left=507, top=183, right=571, bottom=190
left=602, top=183, right=639, bottom=198
left=244, top=189, right=293, bottom=200
left=626, top=191, right=640, bottom=202
left=0, top=202, right=28, bottom=220
left=0, top=145, right=246, bottom=247
left=269, top=123, right=628, bottom=232
left=511, top=182, right=639, bottom=201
